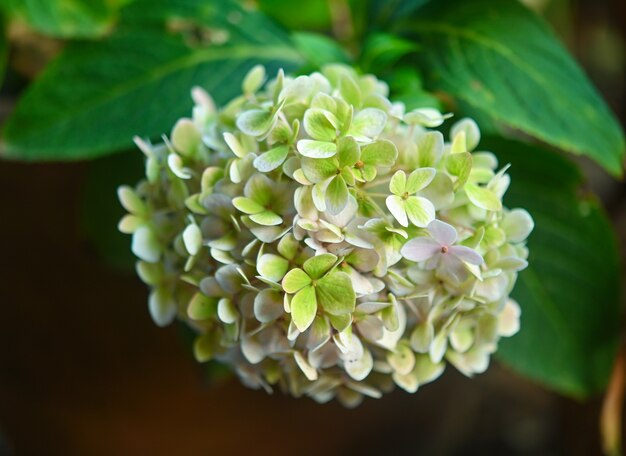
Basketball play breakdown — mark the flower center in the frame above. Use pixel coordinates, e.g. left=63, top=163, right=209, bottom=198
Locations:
left=355, top=160, right=364, bottom=169
left=440, top=245, right=449, bottom=254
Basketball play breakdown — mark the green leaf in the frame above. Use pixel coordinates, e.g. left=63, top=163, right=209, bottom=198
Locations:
left=316, top=272, right=356, bottom=316
left=396, top=0, right=625, bottom=175
left=2, top=0, right=303, bottom=161
left=291, top=285, right=317, bottom=332
left=485, top=137, right=621, bottom=397
left=292, top=32, right=350, bottom=69
left=5, top=0, right=125, bottom=38
left=303, top=253, right=337, bottom=279
left=0, top=21, right=6, bottom=88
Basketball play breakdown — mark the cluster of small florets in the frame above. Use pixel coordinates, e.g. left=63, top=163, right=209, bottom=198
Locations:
left=118, top=64, right=533, bottom=407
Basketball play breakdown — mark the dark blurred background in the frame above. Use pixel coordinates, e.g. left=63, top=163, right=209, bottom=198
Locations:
left=0, top=0, right=625, bottom=454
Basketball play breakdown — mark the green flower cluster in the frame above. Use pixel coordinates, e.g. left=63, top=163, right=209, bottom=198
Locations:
left=118, top=64, right=533, bottom=407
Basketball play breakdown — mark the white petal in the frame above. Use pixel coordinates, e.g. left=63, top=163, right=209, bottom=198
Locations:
left=132, top=226, right=161, bottom=262
left=182, top=223, right=202, bottom=256
left=385, top=195, right=408, bottom=227
left=217, top=298, right=239, bottom=323
left=294, top=351, right=319, bottom=381
left=501, top=208, right=534, bottom=243
left=148, top=288, right=177, bottom=327
left=401, top=238, right=440, bottom=262
left=498, top=299, right=521, bottom=337
left=450, top=245, right=484, bottom=265
left=344, top=347, right=373, bottom=381
left=241, top=336, right=266, bottom=364
left=167, top=153, right=192, bottom=179
left=427, top=219, right=457, bottom=245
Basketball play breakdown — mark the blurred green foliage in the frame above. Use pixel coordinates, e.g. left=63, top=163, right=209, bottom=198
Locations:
left=0, top=0, right=623, bottom=399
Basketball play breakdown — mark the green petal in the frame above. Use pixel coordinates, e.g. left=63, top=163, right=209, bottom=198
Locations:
left=361, top=139, right=397, bottom=167
left=277, top=233, right=300, bottom=260
left=297, top=139, right=337, bottom=158
left=361, top=164, right=377, bottom=182
left=416, top=131, right=444, bottom=167
left=223, top=132, right=247, bottom=158
left=349, top=107, right=386, bottom=138
left=387, top=341, right=416, bottom=375
left=325, top=175, right=349, bottom=215
left=389, top=170, right=407, bottom=195
left=250, top=210, right=283, bottom=226
left=316, top=271, right=356, bottom=315
left=242, top=64, right=266, bottom=94
left=465, top=183, right=503, bottom=211
left=171, top=118, right=201, bottom=157
left=303, top=108, right=338, bottom=141
left=339, top=74, right=362, bottom=107
left=236, top=109, right=275, bottom=137
left=117, top=185, right=146, bottom=215
left=291, top=285, right=318, bottom=332
left=329, top=313, right=352, bottom=332
left=193, top=332, right=219, bottom=362
left=257, top=253, right=290, bottom=282
left=337, top=136, right=360, bottom=168
left=406, top=168, right=436, bottom=194
left=405, top=196, right=435, bottom=227
left=187, top=293, right=218, bottom=320
left=253, top=145, right=289, bottom=173
left=282, top=268, right=312, bottom=293
left=385, top=194, right=408, bottom=227
left=445, top=152, right=472, bottom=188
left=303, top=253, right=338, bottom=279
left=301, top=156, right=338, bottom=183
left=244, top=173, right=273, bottom=206
left=410, top=321, right=434, bottom=353
left=232, top=197, right=264, bottom=215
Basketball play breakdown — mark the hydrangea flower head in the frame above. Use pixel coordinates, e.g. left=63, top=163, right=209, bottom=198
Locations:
left=118, top=64, right=533, bottom=407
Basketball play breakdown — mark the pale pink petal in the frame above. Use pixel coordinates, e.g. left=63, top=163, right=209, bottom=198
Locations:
left=427, top=219, right=457, bottom=245
left=450, top=245, right=484, bottom=265
left=400, top=238, right=441, bottom=262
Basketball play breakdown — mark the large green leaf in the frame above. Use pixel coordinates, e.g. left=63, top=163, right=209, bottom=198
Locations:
left=3, top=0, right=128, bottom=38
left=395, top=0, right=625, bottom=175
left=485, top=137, right=622, bottom=398
left=2, top=0, right=303, bottom=161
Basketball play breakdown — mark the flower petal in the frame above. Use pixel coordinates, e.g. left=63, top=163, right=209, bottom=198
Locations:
left=297, top=139, right=337, bottom=158
left=290, top=285, right=318, bottom=332
left=282, top=268, right=312, bottom=293
left=405, top=196, right=435, bottom=227
left=427, top=219, right=457, bottom=246
left=385, top=195, right=408, bottom=227
left=450, top=245, right=484, bottom=265
left=400, top=238, right=440, bottom=262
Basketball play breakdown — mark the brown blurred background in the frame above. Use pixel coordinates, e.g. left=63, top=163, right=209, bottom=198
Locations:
left=0, top=0, right=625, bottom=454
